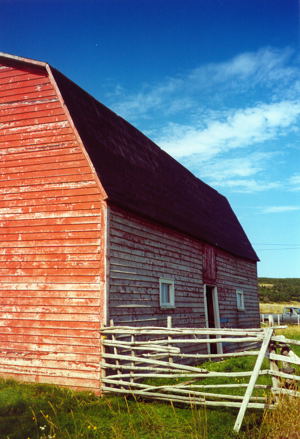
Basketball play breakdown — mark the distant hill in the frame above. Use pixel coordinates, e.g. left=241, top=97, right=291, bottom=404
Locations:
left=258, top=278, right=300, bottom=302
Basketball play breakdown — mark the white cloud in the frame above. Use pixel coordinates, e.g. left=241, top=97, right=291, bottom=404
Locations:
left=289, top=175, right=300, bottom=191
left=110, top=76, right=187, bottom=119
left=110, top=47, right=297, bottom=121
left=202, top=155, right=265, bottom=180
left=209, top=179, right=280, bottom=193
left=190, top=152, right=280, bottom=192
left=179, top=150, right=282, bottom=193
left=107, top=47, right=300, bottom=194
left=156, top=101, right=300, bottom=159
left=187, top=47, right=295, bottom=89
left=262, top=206, right=300, bottom=213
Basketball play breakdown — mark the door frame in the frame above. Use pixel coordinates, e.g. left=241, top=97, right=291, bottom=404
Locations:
left=204, top=284, right=223, bottom=354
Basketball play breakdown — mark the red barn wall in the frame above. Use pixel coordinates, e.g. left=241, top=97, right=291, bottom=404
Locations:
left=108, top=205, right=259, bottom=330
left=0, top=63, right=105, bottom=391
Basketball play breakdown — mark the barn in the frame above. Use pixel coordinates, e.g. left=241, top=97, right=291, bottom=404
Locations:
left=0, top=52, right=259, bottom=392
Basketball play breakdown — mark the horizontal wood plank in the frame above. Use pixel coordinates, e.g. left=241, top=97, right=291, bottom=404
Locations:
left=0, top=62, right=105, bottom=391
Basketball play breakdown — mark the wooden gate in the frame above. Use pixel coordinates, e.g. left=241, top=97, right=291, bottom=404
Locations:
left=100, top=324, right=300, bottom=432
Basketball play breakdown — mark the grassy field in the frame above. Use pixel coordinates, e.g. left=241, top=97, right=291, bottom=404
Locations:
left=259, top=302, right=300, bottom=314
left=0, top=326, right=300, bottom=439
left=0, top=378, right=256, bottom=439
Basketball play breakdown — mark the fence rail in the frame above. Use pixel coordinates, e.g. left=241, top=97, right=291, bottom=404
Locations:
left=261, top=313, right=300, bottom=325
left=100, top=321, right=300, bottom=433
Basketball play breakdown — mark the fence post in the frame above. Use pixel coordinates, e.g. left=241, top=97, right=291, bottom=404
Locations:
left=100, top=322, right=106, bottom=387
left=233, top=327, right=274, bottom=433
left=269, top=342, right=280, bottom=400
left=167, top=316, right=173, bottom=364
left=130, top=332, right=135, bottom=383
left=110, top=319, right=122, bottom=380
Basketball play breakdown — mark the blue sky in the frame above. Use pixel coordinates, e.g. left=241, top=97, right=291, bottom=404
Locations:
left=1, top=0, right=300, bottom=278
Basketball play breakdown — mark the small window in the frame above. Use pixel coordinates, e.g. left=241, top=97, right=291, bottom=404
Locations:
left=236, top=289, right=245, bottom=311
left=159, top=278, right=175, bottom=308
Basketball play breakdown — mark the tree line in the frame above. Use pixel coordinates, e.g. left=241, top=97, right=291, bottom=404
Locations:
left=258, top=278, right=300, bottom=303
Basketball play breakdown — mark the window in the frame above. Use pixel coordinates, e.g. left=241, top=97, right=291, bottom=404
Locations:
left=159, top=278, right=175, bottom=308
left=236, top=289, right=245, bottom=311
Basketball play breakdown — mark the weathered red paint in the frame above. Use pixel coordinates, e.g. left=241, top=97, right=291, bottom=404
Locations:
left=0, top=63, right=105, bottom=391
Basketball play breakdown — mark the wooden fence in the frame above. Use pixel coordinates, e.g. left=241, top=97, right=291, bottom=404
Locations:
left=100, top=323, right=300, bottom=433
left=261, top=313, right=300, bottom=325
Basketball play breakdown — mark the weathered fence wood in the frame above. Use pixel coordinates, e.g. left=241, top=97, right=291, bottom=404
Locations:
left=144, top=350, right=260, bottom=359
left=167, top=316, right=173, bottom=365
left=100, top=324, right=300, bottom=433
left=268, top=352, right=300, bottom=366
left=272, top=335, right=300, bottom=346
left=101, top=385, right=268, bottom=409
left=269, top=345, right=280, bottom=399
left=269, top=370, right=300, bottom=381
left=233, top=327, right=273, bottom=433
left=110, top=319, right=122, bottom=379
left=102, top=377, right=265, bottom=401
left=104, top=336, right=262, bottom=345
left=102, top=328, right=264, bottom=336
left=103, top=370, right=268, bottom=379
left=102, top=352, right=209, bottom=373
left=103, top=340, right=180, bottom=353
left=271, top=387, right=300, bottom=397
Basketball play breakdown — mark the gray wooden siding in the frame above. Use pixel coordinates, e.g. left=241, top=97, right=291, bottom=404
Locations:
left=108, top=205, right=259, bottom=332
left=108, top=205, right=205, bottom=327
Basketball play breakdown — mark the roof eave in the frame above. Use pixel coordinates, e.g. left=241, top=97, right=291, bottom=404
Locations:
left=0, top=52, right=48, bottom=73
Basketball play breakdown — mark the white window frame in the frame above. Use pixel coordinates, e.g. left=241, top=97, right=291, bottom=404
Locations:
left=159, top=278, right=175, bottom=308
left=236, top=289, right=245, bottom=311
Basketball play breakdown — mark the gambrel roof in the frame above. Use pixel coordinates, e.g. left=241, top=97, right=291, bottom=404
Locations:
left=0, top=52, right=259, bottom=262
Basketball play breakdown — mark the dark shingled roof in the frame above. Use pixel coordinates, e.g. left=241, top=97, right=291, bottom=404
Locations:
left=0, top=53, right=259, bottom=262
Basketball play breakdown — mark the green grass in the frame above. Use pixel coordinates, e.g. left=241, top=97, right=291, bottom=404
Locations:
left=0, top=373, right=265, bottom=439
left=0, top=372, right=263, bottom=439
left=0, top=326, right=299, bottom=439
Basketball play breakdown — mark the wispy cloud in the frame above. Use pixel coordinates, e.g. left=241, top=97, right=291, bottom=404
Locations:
left=110, top=77, right=191, bottom=120
left=185, top=152, right=281, bottom=193
left=156, top=101, right=300, bottom=159
left=262, top=206, right=300, bottom=213
left=212, top=179, right=280, bottom=193
left=186, top=47, right=296, bottom=95
left=108, top=47, right=300, bottom=194
left=289, top=175, right=300, bottom=191
left=110, top=47, right=297, bottom=121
